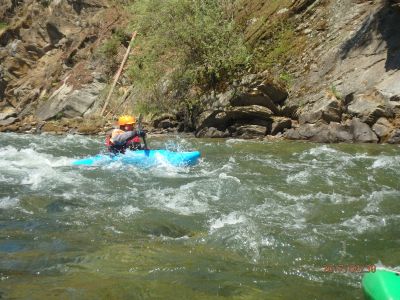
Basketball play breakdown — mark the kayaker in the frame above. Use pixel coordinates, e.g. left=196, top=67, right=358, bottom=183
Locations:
left=105, top=115, right=148, bottom=154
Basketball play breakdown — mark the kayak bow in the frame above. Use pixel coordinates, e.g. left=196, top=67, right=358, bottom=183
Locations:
left=362, top=268, right=400, bottom=300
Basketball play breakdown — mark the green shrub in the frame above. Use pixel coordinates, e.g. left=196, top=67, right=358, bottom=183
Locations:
left=98, top=29, right=126, bottom=58
left=279, top=71, right=293, bottom=87
left=0, top=21, right=8, bottom=30
left=126, top=0, right=251, bottom=112
left=253, top=20, right=305, bottom=71
left=329, top=85, right=343, bottom=100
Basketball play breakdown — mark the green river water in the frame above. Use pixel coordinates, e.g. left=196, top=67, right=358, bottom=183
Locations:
left=0, top=133, right=399, bottom=299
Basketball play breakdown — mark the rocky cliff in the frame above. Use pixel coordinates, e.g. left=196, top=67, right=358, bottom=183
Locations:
left=189, top=0, right=400, bottom=143
left=1, top=0, right=399, bottom=143
left=0, top=0, right=127, bottom=133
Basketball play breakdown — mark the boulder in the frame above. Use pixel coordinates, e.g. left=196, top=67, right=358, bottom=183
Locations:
left=230, top=90, right=279, bottom=114
left=284, top=122, right=354, bottom=143
left=280, top=101, right=300, bottom=119
left=327, top=122, right=354, bottom=142
left=350, top=118, right=378, bottom=143
left=285, top=123, right=325, bottom=141
left=347, top=92, right=392, bottom=125
left=234, top=125, right=267, bottom=139
left=388, top=101, right=400, bottom=116
left=152, top=113, right=176, bottom=128
left=0, top=116, right=17, bottom=126
left=372, top=117, right=393, bottom=141
left=387, top=129, right=400, bottom=144
left=158, top=119, right=178, bottom=129
left=212, top=89, right=235, bottom=109
left=258, top=77, right=288, bottom=104
left=36, top=79, right=105, bottom=120
left=270, top=117, right=292, bottom=135
left=212, top=74, right=287, bottom=113
left=299, top=96, right=342, bottom=124
left=375, top=72, right=400, bottom=101
left=196, top=105, right=273, bottom=132
left=195, top=127, right=230, bottom=138
left=223, top=105, right=273, bottom=121
left=195, top=110, right=222, bottom=130
left=0, top=107, right=17, bottom=120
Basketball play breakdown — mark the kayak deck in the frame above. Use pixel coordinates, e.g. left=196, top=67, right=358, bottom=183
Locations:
left=72, top=149, right=201, bottom=167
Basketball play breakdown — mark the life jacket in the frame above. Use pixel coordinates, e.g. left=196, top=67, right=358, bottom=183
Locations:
left=106, top=129, right=142, bottom=153
left=106, top=129, right=128, bottom=154
left=127, top=136, right=142, bottom=150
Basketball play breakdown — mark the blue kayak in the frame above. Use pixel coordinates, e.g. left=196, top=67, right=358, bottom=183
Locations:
left=72, top=149, right=201, bottom=167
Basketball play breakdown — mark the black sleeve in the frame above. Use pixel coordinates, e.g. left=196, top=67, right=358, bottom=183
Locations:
left=138, top=130, right=146, bottom=137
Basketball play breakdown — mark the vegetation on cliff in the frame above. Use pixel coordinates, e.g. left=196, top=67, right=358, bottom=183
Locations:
left=110, top=0, right=251, bottom=115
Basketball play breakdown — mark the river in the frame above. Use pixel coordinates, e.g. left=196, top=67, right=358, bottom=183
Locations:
left=0, top=132, right=399, bottom=299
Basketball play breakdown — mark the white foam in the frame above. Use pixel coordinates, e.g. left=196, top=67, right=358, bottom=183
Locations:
left=286, top=170, right=310, bottom=184
left=0, top=145, right=84, bottom=190
left=363, top=189, right=400, bottom=213
left=226, top=138, right=246, bottom=144
left=144, top=184, right=209, bottom=215
left=0, top=196, right=19, bottom=209
left=118, top=205, right=142, bottom=217
left=298, top=145, right=340, bottom=161
left=341, top=214, right=387, bottom=234
left=209, top=212, right=247, bottom=233
left=370, top=156, right=400, bottom=170
left=218, top=172, right=241, bottom=183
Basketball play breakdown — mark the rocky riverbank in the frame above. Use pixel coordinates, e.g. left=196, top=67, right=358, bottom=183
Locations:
left=1, top=0, right=399, bottom=143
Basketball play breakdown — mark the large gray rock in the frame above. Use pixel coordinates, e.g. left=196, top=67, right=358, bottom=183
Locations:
left=36, top=79, right=105, bottom=120
left=347, top=92, right=392, bottom=125
left=270, top=116, right=292, bottom=135
left=153, top=113, right=177, bottom=128
left=0, top=107, right=16, bottom=120
left=284, top=122, right=354, bottom=143
left=234, top=125, right=267, bottom=139
left=196, top=105, right=273, bottom=133
left=328, top=122, right=354, bottom=142
left=230, top=91, right=279, bottom=114
left=388, top=101, right=400, bottom=116
left=285, top=123, right=327, bottom=141
left=0, top=116, right=17, bottom=126
left=350, top=118, right=378, bottom=143
left=375, top=73, right=400, bottom=102
left=372, top=117, right=393, bottom=141
left=222, top=105, right=274, bottom=121
left=213, top=89, right=235, bottom=109
left=258, top=77, right=288, bottom=104
left=388, top=129, right=400, bottom=144
left=195, top=110, right=223, bottom=130
left=299, top=96, right=342, bottom=124
left=212, top=74, right=287, bottom=113
left=238, top=73, right=288, bottom=103
left=195, top=127, right=230, bottom=138
left=196, top=72, right=288, bottom=138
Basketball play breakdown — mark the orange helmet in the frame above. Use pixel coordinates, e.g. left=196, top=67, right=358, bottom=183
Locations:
left=118, top=115, right=136, bottom=126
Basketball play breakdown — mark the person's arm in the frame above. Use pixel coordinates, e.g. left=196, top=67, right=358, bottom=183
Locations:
left=110, top=131, right=136, bottom=145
